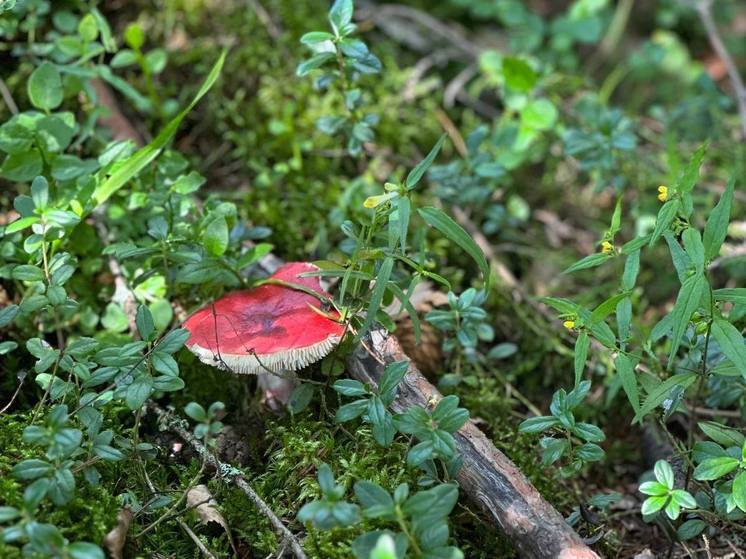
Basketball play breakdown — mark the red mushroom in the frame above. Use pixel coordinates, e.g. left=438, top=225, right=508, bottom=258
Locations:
left=183, top=262, right=344, bottom=384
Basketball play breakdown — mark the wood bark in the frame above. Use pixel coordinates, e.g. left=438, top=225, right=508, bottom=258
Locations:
left=347, top=329, right=599, bottom=559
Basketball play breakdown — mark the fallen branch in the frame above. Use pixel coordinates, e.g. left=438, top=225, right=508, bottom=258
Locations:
left=149, top=403, right=308, bottom=559
left=347, top=330, right=600, bottom=559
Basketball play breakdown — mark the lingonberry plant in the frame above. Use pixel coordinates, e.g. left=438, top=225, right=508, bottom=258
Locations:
left=297, top=0, right=381, bottom=156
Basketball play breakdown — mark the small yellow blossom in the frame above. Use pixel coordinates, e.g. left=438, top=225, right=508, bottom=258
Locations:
left=601, top=241, right=614, bottom=254
left=657, top=185, right=668, bottom=202
left=563, top=320, right=576, bottom=330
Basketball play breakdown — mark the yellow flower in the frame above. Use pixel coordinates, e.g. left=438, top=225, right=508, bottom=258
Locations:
left=657, top=185, right=668, bottom=202
left=601, top=241, right=614, bottom=254
left=563, top=320, right=575, bottom=330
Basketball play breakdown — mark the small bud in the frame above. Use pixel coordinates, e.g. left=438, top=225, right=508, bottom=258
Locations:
left=657, top=185, right=668, bottom=202
left=563, top=320, right=576, bottom=330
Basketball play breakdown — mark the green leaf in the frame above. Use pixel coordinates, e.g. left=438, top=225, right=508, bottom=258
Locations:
left=333, top=379, right=367, bottom=397
left=379, top=361, right=408, bottom=402
left=151, top=352, right=178, bottom=376
left=68, top=542, right=104, bottom=559
left=418, top=207, right=489, bottom=286
left=518, top=415, right=559, bottom=434
left=12, top=264, right=44, bottom=282
left=501, top=56, right=538, bottom=92
left=11, top=459, right=53, bottom=480
left=713, top=288, right=746, bottom=306
left=136, top=305, right=155, bottom=341
left=157, top=328, right=190, bottom=353
left=639, top=481, right=668, bottom=496
left=703, top=176, right=734, bottom=261
left=288, top=383, right=315, bottom=414
left=28, top=62, right=63, bottom=110
left=358, top=257, right=393, bottom=340
left=562, top=252, right=613, bottom=274
left=329, top=0, right=354, bottom=32
left=668, top=273, right=707, bottom=365
left=92, top=50, right=226, bottom=208
left=664, top=232, right=691, bottom=283
left=91, top=8, right=116, bottom=52
left=0, top=149, right=43, bottom=181
left=573, top=422, right=605, bottom=443
left=641, top=495, right=667, bottom=516
left=574, top=332, right=589, bottom=387
left=124, top=22, right=144, bottom=49
left=733, top=471, right=746, bottom=513
left=125, top=375, right=153, bottom=410
left=300, top=31, right=334, bottom=45
left=336, top=399, right=368, bottom=422
left=296, top=53, right=334, bottom=76
left=354, top=481, right=394, bottom=511
left=31, top=176, right=49, bottom=210
left=634, top=373, right=697, bottom=423
left=77, top=13, right=98, bottom=42
left=654, top=459, right=674, bottom=489
left=575, top=442, right=604, bottom=461
left=406, top=135, right=446, bottom=189
left=649, top=200, right=678, bottom=246
left=614, top=353, right=639, bottom=414
left=184, top=402, right=207, bottom=422
left=397, top=196, right=410, bottom=252
left=203, top=216, right=229, bottom=256
left=0, top=506, right=19, bottom=522
left=682, top=228, right=704, bottom=273
left=693, top=456, right=739, bottom=480
left=698, top=421, right=745, bottom=447
left=711, top=316, right=746, bottom=378
left=676, top=143, right=706, bottom=194
left=677, top=519, right=706, bottom=541
left=5, top=216, right=40, bottom=234
left=521, top=98, right=557, bottom=130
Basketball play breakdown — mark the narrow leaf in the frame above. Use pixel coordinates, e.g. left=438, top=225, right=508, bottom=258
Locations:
left=418, top=207, right=490, bottom=286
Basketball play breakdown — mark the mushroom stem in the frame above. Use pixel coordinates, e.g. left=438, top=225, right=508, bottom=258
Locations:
left=257, top=373, right=297, bottom=408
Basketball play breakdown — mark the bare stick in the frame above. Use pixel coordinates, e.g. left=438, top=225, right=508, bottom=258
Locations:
left=176, top=519, right=219, bottom=559
left=0, top=77, right=18, bottom=115
left=695, top=0, right=746, bottom=140
left=150, top=403, right=308, bottom=559
left=347, top=330, right=600, bottom=559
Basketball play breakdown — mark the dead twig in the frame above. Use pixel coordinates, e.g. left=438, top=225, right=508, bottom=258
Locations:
left=176, top=519, right=219, bottom=559
left=150, top=403, right=308, bottom=559
left=403, top=48, right=465, bottom=102
left=0, top=76, right=19, bottom=115
left=247, top=0, right=282, bottom=40
left=693, top=0, right=746, bottom=140
left=359, top=3, right=482, bottom=56
left=0, top=371, right=27, bottom=414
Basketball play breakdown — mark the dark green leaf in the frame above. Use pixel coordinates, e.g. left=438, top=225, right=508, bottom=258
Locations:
left=418, top=207, right=489, bottom=286
left=28, top=62, right=63, bottom=110
left=358, top=257, right=393, bottom=339
left=703, top=176, right=734, bottom=261
left=406, top=135, right=446, bottom=190
left=92, top=50, right=226, bottom=208
left=563, top=253, right=613, bottom=274
left=711, top=317, right=746, bottom=378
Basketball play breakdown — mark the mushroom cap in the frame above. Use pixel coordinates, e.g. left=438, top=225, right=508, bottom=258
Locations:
left=183, top=262, right=344, bottom=375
